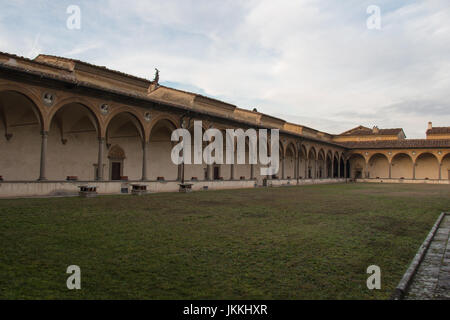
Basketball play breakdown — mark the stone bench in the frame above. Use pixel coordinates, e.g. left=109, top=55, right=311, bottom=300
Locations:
left=131, top=184, right=148, bottom=196
left=78, top=185, right=98, bottom=198
left=179, top=183, right=193, bottom=193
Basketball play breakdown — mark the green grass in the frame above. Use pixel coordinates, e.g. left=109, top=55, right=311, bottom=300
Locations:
left=0, top=183, right=449, bottom=300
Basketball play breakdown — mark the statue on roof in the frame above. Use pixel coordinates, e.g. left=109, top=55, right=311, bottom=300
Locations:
left=153, top=68, right=160, bottom=84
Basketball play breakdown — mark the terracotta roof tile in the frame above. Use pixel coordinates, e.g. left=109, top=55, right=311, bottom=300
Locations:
left=427, top=127, right=450, bottom=135
left=339, top=139, right=450, bottom=149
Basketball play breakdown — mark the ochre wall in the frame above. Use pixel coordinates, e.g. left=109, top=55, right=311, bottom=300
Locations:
left=368, top=154, right=389, bottom=178
left=415, top=153, right=439, bottom=180
left=391, top=153, right=413, bottom=179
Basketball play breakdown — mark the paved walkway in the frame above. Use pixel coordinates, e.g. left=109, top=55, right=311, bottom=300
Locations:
left=405, top=214, right=450, bottom=300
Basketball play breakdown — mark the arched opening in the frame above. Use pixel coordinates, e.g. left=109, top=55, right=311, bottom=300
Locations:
left=148, top=119, right=178, bottom=181
left=308, top=147, right=316, bottom=179
left=317, top=150, right=325, bottom=179
left=415, top=153, right=439, bottom=180
left=333, top=155, right=339, bottom=178
left=348, top=154, right=365, bottom=179
left=0, top=91, right=42, bottom=181
left=234, top=139, right=253, bottom=180
left=299, top=145, right=307, bottom=179
left=442, top=153, right=450, bottom=180
left=326, top=152, right=332, bottom=178
left=284, top=144, right=296, bottom=179
left=184, top=125, right=207, bottom=181
left=339, top=157, right=345, bottom=178
left=391, top=153, right=413, bottom=179
left=47, top=103, right=99, bottom=180
left=106, top=112, right=144, bottom=181
left=368, top=153, right=389, bottom=179
left=346, top=160, right=351, bottom=178
left=276, top=144, right=284, bottom=179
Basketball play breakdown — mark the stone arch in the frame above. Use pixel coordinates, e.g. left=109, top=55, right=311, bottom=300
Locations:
left=368, top=153, right=389, bottom=179
left=284, top=143, right=296, bottom=179
left=308, top=147, right=317, bottom=179
left=317, top=149, right=325, bottom=178
left=48, top=97, right=101, bottom=135
left=47, top=101, right=101, bottom=180
left=299, top=144, right=308, bottom=179
left=148, top=118, right=179, bottom=181
left=0, top=85, right=44, bottom=129
left=441, top=152, right=450, bottom=180
left=326, top=151, right=333, bottom=178
left=185, top=124, right=207, bottom=181
left=106, top=111, right=145, bottom=180
left=148, top=114, right=180, bottom=141
left=348, top=153, right=366, bottom=179
left=391, top=153, right=413, bottom=179
left=333, top=154, right=339, bottom=178
left=104, top=106, right=146, bottom=140
left=415, top=152, right=439, bottom=180
left=0, top=90, right=44, bottom=180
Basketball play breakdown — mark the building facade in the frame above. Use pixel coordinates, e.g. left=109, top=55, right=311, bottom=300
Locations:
left=0, top=52, right=449, bottom=197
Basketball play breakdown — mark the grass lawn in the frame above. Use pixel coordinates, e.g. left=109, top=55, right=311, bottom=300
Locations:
left=0, top=183, right=449, bottom=300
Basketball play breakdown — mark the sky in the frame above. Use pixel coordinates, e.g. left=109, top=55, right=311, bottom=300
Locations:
left=0, top=0, right=449, bottom=138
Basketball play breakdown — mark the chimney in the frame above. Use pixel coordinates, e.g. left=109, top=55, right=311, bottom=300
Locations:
left=372, top=126, right=379, bottom=134
left=428, top=122, right=433, bottom=130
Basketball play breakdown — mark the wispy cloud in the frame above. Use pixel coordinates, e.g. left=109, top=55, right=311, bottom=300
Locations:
left=0, top=0, right=449, bottom=138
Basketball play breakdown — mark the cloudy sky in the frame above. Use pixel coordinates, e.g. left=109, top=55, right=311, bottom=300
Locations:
left=1, top=0, right=449, bottom=138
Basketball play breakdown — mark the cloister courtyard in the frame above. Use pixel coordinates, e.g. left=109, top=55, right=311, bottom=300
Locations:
left=0, top=183, right=449, bottom=300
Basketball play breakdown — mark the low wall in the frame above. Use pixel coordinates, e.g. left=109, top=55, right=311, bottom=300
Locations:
left=0, top=178, right=349, bottom=198
left=269, top=178, right=346, bottom=187
left=0, top=180, right=257, bottom=198
left=356, top=178, right=450, bottom=185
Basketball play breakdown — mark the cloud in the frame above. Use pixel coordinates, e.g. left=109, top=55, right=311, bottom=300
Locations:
left=0, top=0, right=449, bottom=139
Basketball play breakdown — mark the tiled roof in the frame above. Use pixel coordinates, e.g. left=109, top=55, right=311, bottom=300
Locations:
left=35, top=54, right=153, bottom=84
left=339, top=125, right=403, bottom=136
left=427, top=127, right=450, bottom=135
left=0, top=60, right=344, bottom=148
left=339, top=139, right=450, bottom=149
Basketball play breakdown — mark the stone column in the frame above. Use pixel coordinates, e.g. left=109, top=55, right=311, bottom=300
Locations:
left=38, top=131, right=48, bottom=181
left=389, top=162, right=392, bottom=179
left=142, top=141, right=148, bottom=181
left=250, top=164, right=255, bottom=180
left=230, top=164, right=235, bottom=180
left=365, top=161, right=369, bottom=178
left=97, top=137, right=105, bottom=181
left=439, top=163, right=442, bottom=180
left=331, top=160, right=334, bottom=179
left=338, top=160, right=341, bottom=179
left=344, top=160, right=347, bottom=179
left=295, top=156, right=299, bottom=179
left=305, top=160, right=308, bottom=179
left=413, top=162, right=416, bottom=180
left=281, top=157, right=285, bottom=179
left=207, top=165, right=212, bottom=181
